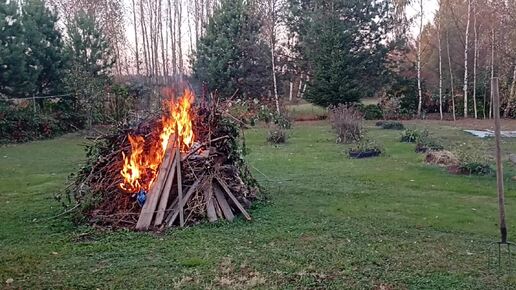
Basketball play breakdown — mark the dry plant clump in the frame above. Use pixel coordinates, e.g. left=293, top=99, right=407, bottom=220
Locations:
left=328, top=105, right=364, bottom=144
left=425, top=150, right=460, bottom=167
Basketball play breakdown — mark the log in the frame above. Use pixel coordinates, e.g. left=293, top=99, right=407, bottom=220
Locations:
left=135, top=135, right=176, bottom=230
left=216, top=176, right=251, bottom=221
left=213, top=184, right=234, bottom=221
left=154, top=152, right=178, bottom=226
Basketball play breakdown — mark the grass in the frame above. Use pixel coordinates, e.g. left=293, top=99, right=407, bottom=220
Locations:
left=286, top=103, right=327, bottom=121
left=1, top=122, right=516, bottom=289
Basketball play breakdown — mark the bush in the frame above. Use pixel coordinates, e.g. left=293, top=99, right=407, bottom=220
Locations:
left=415, top=137, right=444, bottom=153
left=459, top=162, right=494, bottom=176
left=267, top=127, right=287, bottom=144
left=400, top=128, right=424, bottom=143
left=329, top=105, right=364, bottom=144
left=349, top=138, right=384, bottom=158
left=381, top=121, right=404, bottom=130
left=0, top=101, right=83, bottom=144
left=453, top=143, right=494, bottom=176
left=360, top=104, right=383, bottom=120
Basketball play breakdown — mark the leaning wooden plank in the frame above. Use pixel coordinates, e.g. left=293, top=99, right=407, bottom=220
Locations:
left=204, top=178, right=217, bottom=222
left=135, top=136, right=175, bottom=230
left=213, top=184, right=234, bottom=221
left=176, top=146, right=184, bottom=227
left=166, top=175, right=205, bottom=227
left=154, top=152, right=178, bottom=226
left=215, top=176, right=252, bottom=221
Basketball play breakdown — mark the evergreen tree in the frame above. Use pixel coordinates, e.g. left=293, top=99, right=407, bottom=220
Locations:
left=289, top=0, right=394, bottom=107
left=192, top=0, right=271, bottom=98
left=0, top=0, right=30, bottom=97
left=65, top=10, right=115, bottom=127
left=22, top=0, right=66, bottom=96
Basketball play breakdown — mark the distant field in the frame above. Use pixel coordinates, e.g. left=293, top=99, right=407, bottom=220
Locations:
left=1, top=122, right=516, bottom=289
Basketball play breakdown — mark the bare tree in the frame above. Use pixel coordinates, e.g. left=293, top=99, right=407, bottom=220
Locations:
left=447, top=30, right=457, bottom=121
left=463, top=0, right=471, bottom=118
left=416, top=0, right=423, bottom=117
left=437, top=1, right=443, bottom=120
left=132, top=0, right=140, bottom=75
left=472, top=0, right=478, bottom=119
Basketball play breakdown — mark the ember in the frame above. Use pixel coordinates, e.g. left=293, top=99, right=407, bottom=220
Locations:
left=64, top=89, right=260, bottom=231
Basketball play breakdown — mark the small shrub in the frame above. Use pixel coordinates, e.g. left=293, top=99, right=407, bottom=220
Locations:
left=375, top=120, right=386, bottom=127
left=415, top=137, right=444, bottom=153
left=267, top=127, right=287, bottom=144
left=329, top=105, right=364, bottom=144
left=360, top=104, right=383, bottom=120
left=459, top=162, right=494, bottom=176
left=381, top=121, right=404, bottom=130
left=400, top=128, right=424, bottom=143
left=453, top=142, right=494, bottom=176
left=349, top=138, right=384, bottom=158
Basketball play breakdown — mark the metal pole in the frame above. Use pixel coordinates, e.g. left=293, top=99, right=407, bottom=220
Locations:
left=493, top=77, right=507, bottom=243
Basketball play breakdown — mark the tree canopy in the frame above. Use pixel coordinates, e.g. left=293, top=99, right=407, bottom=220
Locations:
left=192, top=0, right=272, bottom=99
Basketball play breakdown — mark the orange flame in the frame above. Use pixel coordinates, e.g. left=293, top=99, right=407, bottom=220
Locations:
left=119, top=89, right=195, bottom=193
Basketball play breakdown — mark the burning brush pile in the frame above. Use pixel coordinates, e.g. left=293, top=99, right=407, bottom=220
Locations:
left=62, top=89, right=260, bottom=231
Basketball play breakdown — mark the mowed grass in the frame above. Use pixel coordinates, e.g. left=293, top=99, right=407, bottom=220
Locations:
left=1, top=122, right=516, bottom=289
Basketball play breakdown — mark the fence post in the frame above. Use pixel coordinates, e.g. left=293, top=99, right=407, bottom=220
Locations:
left=493, top=77, right=508, bottom=243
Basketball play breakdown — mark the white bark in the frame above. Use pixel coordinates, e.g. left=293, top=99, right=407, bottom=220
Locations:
left=132, top=0, right=140, bottom=75
left=447, top=31, right=456, bottom=121
left=472, top=0, right=478, bottom=119
left=463, top=0, right=471, bottom=118
left=437, top=1, right=443, bottom=120
left=417, top=0, right=423, bottom=117
left=490, top=26, right=495, bottom=119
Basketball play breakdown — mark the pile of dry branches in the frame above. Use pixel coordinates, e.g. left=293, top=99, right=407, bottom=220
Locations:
left=61, top=97, right=260, bottom=230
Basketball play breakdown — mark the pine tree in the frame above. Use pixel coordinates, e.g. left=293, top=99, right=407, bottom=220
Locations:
left=289, top=0, right=393, bottom=107
left=192, top=0, right=271, bottom=98
left=0, top=0, right=27, bottom=97
left=22, top=0, right=66, bottom=96
left=65, top=10, right=115, bottom=127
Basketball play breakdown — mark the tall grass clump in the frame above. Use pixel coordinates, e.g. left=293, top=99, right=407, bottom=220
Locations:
left=329, top=105, right=364, bottom=144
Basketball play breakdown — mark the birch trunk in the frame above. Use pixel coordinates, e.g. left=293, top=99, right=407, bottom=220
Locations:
left=463, top=0, right=471, bottom=118
left=437, top=1, right=443, bottom=120
left=472, top=0, right=478, bottom=118
left=447, top=31, right=456, bottom=121
left=176, top=0, right=183, bottom=79
left=490, top=26, right=495, bottom=119
left=417, top=0, right=423, bottom=118
left=504, top=65, right=516, bottom=117
left=132, top=0, right=140, bottom=75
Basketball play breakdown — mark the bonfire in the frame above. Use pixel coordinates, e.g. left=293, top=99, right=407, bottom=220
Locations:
left=62, top=89, right=260, bottom=231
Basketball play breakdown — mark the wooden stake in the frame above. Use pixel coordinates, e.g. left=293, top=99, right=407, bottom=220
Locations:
left=136, top=135, right=175, bottom=230
left=493, top=77, right=508, bottom=243
left=176, top=146, right=184, bottom=227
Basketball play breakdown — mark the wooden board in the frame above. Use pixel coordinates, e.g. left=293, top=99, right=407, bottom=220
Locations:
left=154, top=154, right=177, bottom=226
left=135, top=136, right=175, bottom=230
left=204, top=178, right=217, bottom=222
left=216, top=177, right=251, bottom=221
left=213, top=184, right=234, bottom=221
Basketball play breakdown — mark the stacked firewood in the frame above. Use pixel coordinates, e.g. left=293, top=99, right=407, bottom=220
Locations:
left=62, top=97, right=259, bottom=230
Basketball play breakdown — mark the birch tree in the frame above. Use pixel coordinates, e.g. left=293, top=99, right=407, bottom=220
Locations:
left=416, top=0, right=423, bottom=117
left=463, top=0, right=471, bottom=118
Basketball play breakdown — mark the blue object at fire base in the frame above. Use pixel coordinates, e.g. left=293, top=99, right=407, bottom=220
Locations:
left=137, top=190, right=147, bottom=207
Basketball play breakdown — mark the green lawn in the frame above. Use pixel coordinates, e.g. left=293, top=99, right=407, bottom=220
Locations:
left=1, top=122, right=516, bottom=289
